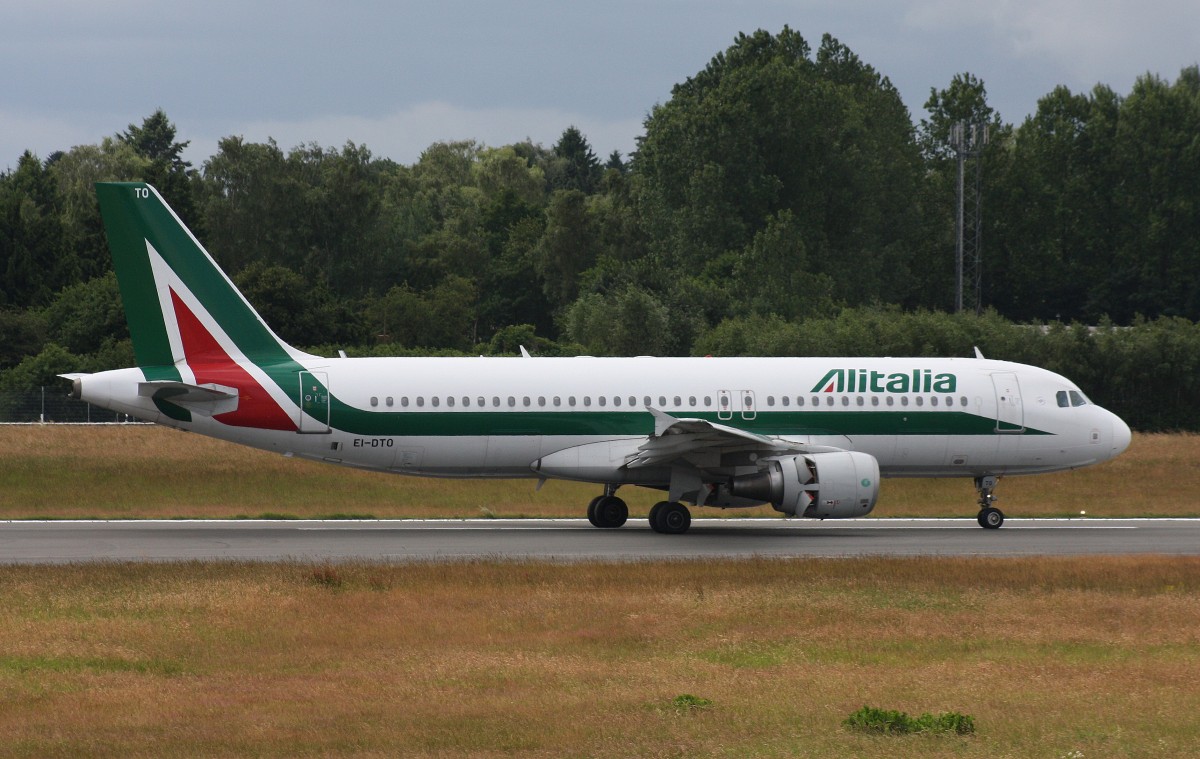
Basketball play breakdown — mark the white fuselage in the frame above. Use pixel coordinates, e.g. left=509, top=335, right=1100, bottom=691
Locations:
left=78, top=355, right=1131, bottom=489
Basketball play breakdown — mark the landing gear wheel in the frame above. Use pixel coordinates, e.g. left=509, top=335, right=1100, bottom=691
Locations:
left=977, top=506, right=1004, bottom=529
left=650, top=501, right=691, bottom=534
left=586, top=495, right=605, bottom=527
left=592, top=496, right=628, bottom=528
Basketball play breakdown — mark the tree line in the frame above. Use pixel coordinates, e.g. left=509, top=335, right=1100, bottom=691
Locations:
left=2, top=28, right=1199, bottom=430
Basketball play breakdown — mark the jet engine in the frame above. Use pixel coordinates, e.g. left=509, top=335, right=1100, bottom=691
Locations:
left=728, top=451, right=879, bottom=519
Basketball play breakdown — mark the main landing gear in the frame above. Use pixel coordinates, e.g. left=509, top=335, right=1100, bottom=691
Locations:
left=648, top=501, right=691, bottom=535
left=586, top=487, right=693, bottom=534
left=587, top=489, right=628, bottom=529
left=975, top=475, right=1004, bottom=529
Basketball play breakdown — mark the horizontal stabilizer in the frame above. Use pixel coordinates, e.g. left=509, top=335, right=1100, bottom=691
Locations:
left=137, top=381, right=239, bottom=415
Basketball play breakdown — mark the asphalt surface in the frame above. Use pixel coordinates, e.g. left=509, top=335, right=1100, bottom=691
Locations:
left=1, top=518, right=1198, bottom=564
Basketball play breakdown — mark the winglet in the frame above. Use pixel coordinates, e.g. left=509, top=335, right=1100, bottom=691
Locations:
left=647, top=407, right=679, bottom=436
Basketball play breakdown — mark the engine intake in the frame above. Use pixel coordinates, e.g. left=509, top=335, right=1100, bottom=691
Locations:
left=728, top=451, right=879, bottom=519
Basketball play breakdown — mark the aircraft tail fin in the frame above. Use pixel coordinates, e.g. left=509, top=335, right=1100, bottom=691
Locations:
left=95, top=182, right=313, bottom=377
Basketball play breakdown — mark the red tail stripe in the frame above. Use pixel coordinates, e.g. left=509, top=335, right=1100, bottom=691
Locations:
left=170, top=289, right=298, bottom=431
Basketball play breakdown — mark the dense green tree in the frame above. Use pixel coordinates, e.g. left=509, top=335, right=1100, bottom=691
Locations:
left=563, top=285, right=671, bottom=355
left=0, top=152, right=73, bottom=307
left=547, top=126, right=602, bottom=194
left=233, top=262, right=368, bottom=348
left=50, top=138, right=151, bottom=279
left=532, top=189, right=599, bottom=311
left=635, top=29, right=926, bottom=319
left=42, top=272, right=127, bottom=355
left=0, top=308, right=46, bottom=370
left=119, top=110, right=200, bottom=229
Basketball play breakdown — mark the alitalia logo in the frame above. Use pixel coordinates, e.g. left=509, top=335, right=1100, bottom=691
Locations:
left=811, top=368, right=957, bottom=394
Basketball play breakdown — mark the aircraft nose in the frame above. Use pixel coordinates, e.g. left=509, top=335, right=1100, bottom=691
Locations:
left=1111, top=415, right=1132, bottom=458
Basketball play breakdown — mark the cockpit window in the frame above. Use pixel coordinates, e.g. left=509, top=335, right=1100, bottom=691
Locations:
left=1058, top=390, right=1090, bottom=408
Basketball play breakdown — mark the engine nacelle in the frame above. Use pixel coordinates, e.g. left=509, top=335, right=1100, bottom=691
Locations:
left=728, top=451, right=879, bottom=519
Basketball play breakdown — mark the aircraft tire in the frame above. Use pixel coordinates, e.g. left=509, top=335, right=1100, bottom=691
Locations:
left=586, top=495, right=605, bottom=527
left=594, top=496, right=628, bottom=528
left=651, top=501, right=691, bottom=535
left=978, top=506, right=1004, bottom=529
left=648, top=501, right=669, bottom=530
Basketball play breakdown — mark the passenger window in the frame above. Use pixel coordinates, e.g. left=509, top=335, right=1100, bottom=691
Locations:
left=960, top=396, right=969, bottom=406
left=507, top=396, right=516, bottom=407
left=629, top=396, right=637, bottom=407
left=416, top=397, right=424, bottom=407
left=569, top=396, right=576, bottom=406
left=871, top=396, right=879, bottom=406
left=448, top=396, right=455, bottom=407
left=930, top=396, right=938, bottom=407
left=370, top=396, right=378, bottom=407
left=584, top=396, right=591, bottom=407
left=659, top=396, right=667, bottom=407
left=945, top=396, right=953, bottom=407
left=385, top=396, right=393, bottom=407
left=401, top=397, right=409, bottom=407
left=538, top=397, right=546, bottom=407
left=492, top=396, right=500, bottom=407
left=598, top=396, right=606, bottom=407
left=825, top=396, right=834, bottom=407
left=689, top=396, right=697, bottom=407
left=553, top=396, right=561, bottom=407
left=431, top=397, right=439, bottom=407
left=886, top=396, right=895, bottom=407
left=813, top=396, right=821, bottom=406
left=613, top=396, right=621, bottom=407
left=674, top=396, right=682, bottom=407
left=767, top=396, right=775, bottom=407
left=462, top=397, right=469, bottom=407
left=856, top=396, right=864, bottom=406
left=915, top=396, right=923, bottom=407
left=644, top=396, right=652, bottom=407
left=841, top=396, right=849, bottom=407
left=522, top=397, right=530, bottom=407
left=901, top=397, right=909, bottom=407
left=781, top=396, right=789, bottom=407
left=705, top=396, right=713, bottom=407
left=795, top=396, right=803, bottom=407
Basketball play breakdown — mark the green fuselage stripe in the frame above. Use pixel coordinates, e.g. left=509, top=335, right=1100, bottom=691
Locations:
left=320, top=406, right=1049, bottom=438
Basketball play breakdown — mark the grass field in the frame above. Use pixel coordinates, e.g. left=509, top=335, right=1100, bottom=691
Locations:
left=1, top=556, right=1198, bottom=757
left=0, top=425, right=1192, bottom=520
left=3, top=427, right=1199, bottom=756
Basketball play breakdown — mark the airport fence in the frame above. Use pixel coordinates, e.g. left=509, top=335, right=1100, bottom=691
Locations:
left=0, top=388, right=144, bottom=424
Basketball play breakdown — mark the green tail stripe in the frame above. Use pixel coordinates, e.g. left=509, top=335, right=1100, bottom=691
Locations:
left=95, top=183, right=299, bottom=370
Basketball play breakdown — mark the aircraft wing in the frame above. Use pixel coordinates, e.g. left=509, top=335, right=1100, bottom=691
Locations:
left=623, top=408, right=842, bottom=469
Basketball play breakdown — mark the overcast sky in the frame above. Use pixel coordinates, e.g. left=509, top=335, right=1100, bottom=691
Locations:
left=3, top=1, right=1198, bottom=171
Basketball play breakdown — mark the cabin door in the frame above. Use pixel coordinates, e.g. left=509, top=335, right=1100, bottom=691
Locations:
left=991, top=372, right=1024, bottom=433
left=299, top=371, right=331, bottom=433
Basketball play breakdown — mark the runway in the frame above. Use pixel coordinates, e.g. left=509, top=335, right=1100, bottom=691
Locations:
left=2, top=518, right=1199, bottom=564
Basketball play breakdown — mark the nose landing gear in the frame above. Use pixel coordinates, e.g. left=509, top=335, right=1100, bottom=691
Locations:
left=975, top=475, right=1004, bottom=529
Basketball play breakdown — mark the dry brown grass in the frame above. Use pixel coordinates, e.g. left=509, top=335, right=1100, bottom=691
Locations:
left=0, top=556, right=1198, bottom=757
left=0, top=425, right=1194, bottom=519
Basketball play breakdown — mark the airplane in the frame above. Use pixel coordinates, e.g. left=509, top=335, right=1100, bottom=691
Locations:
left=64, top=182, right=1132, bottom=533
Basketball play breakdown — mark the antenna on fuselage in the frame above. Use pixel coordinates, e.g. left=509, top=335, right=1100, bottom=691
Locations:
left=973, top=346, right=985, bottom=359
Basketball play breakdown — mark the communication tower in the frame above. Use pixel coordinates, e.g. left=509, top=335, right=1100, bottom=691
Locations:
left=951, top=122, right=988, bottom=314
